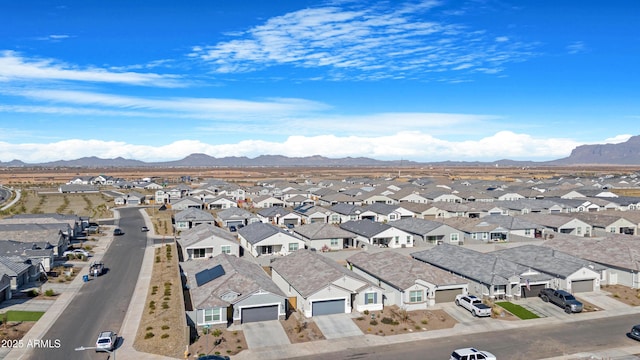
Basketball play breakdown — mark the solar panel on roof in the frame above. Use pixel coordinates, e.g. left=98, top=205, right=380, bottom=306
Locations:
left=195, top=264, right=225, bottom=287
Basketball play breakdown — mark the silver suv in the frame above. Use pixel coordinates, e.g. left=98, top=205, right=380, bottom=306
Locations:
left=95, top=331, right=116, bottom=352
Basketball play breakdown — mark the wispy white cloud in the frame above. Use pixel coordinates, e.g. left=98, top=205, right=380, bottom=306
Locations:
left=0, top=51, right=184, bottom=87
left=0, top=131, right=586, bottom=163
left=1, top=88, right=329, bottom=120
left=191, top=1, right=537, bottom=80
left=567, top=41, right=587, bottom=54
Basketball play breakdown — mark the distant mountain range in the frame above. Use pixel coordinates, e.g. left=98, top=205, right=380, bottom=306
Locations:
left=2, top=136, right=640, bottom=168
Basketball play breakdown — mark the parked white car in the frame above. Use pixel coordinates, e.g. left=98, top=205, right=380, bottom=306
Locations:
left=455, top=295, right=492, bottom=317
left=63, top=249, right=90, bottom=258
left=450, top=347, right=496, bottom=360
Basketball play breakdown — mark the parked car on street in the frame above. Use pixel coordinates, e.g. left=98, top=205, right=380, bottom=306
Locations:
left=141, top=226, right=149, bottom=232
left=629, top=324, right=640, bottom=341
left=198, top=355, right=230, bottom=360
left=95, top=330, right=116, bottom=352
left=450, top=347, right=496, bottom=360
left=113, top=228, right=124, bottom=236
left=63, top=249, right=90, bottom=258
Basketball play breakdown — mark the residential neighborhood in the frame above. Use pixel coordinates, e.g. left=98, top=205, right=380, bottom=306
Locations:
left=2, top=168, right=640, bottom=360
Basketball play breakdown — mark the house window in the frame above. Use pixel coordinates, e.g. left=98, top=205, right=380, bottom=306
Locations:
left=389, top=214, right=396, bottom=220
left=450, top=233, right=459, bottom=243
left=193, top=248, right=206, bottom=259
left=204, top=308, right=221, bottom=323
left=331, top=215, right=340, bottom=223
left=409, top=290, right=423, bottom=303
left=221, top=245, right=231, bottom=254
left=330, top=238, right=339, bottom=247
left=525, top=229, right=531, bottom=236
left=610, top=227, right=616, bottom=233
left=395, top=236, right=399, bottom=245
left=364, top=292, right=376, bottom=304
left=406, top=236, right=411, bottom=243
left=576, top=227, right=581, bottom=235
left=482, top=232, right=488, bottom=240
left=288, top=243, right=299, bottom=251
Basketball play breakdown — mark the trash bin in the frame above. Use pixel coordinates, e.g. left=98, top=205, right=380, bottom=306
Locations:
left=82, top=275, right=89, bottom=282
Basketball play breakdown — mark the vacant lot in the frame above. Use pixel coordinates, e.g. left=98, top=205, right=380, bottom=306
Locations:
left=1, top=189, right=113, bottom=219
left=602, top=284, right=640, bottom=306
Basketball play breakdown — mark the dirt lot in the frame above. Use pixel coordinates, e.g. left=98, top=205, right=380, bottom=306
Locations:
left=281, top=311, right=325, bottom=343
left=188, top=328, right=248, bottom=358
left=352, top=305, right=456, bottom=336
left=602, top=284, right=640, bottom=306
left=1, top=189, right=113, bottom=219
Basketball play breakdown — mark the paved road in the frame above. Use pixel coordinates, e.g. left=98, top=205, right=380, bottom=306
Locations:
left=29, top=207, right=147, bottom=360
left=287, top=313, right=640, bottom=360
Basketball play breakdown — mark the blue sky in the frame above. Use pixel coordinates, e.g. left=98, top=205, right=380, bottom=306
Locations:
left=0, top=0, right=638, bottom=163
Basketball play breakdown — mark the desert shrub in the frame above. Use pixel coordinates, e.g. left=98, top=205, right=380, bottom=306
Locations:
left=421, top=319, right=428, bottom=325
left=363, top=309, right=369, bottom=315
left=145, top=332, right=154, bottom=339
left=369, top=320, right=378, bottom=326
left=146, top=326, right=153, bottom=331
left=44, top=289, right=56, bottom=297
left=381, top=317, right=399, bottom=325
left=212, top=328, right=223, bottom=337
left=161, top=334, right=169, bottom=339
left=161, top=325, right=170, bottom=330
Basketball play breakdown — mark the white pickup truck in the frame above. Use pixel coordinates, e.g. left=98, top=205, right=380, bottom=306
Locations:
left=455, top=294, right=492, bottom=317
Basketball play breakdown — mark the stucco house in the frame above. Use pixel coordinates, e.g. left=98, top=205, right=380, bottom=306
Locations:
left=389, top=218, right=463, bottom=245
left=182, top=253, right=287, bottom=329
left=216, top=208, right=259, bottom=229
left=237, top=222, right=305, bottom=257
left=256, top=207, right=302, bottom=228
left=346, top=251, right=468, bottom=310
left=339, top=219, right=414, bottom=248
left=291, top=222, right=357, bottom=250
left=177, top=223, right=240, bottom=261
left=270, top=249, right=383, bottom=317
left=490, top=245, right=602, bottom=294
left=412, top=244, right=552, bottom=300
left=173, top=208, right=216, bottom=232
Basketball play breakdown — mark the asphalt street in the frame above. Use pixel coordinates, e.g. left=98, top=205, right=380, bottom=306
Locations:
left=29, top=207, right=147, bottom=360
left=287, top=313, right=640, bottom=360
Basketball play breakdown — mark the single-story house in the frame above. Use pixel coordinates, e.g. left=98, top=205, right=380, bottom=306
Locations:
left=237, top=222, right=306, bottom=257
left=543, top=233, right=640, bottom=289
left=256, top=207, right=302, bottom=228
left=182, top=253, right=287, bottom=329
left=389, top=218, right=463, bottom=245
left=346, top=251, right=468, bottom=310
left=411, top=244, right=552, bottom=300
left=216, top=208, right=259, bottom=229
left=339, top=219, right=414, bottom=249
left=173, top=208, right=216, bottom=231
left=270, top=249, right=383, bottom=317
left=177, top=223, right=240, bottom=261
left=491, top=244, right=602, bottom=294
left=291, top=223, right=357, bottom=250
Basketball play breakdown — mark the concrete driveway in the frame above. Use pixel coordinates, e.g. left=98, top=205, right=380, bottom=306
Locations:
left=242, top=320, right=290, bottom=348
left=313, top=314, right=363, bottom=339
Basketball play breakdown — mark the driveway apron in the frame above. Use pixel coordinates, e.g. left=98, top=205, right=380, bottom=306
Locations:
left=314, top=314, right=363, bottom=339
left=242, top=320, right=291, bottom=348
